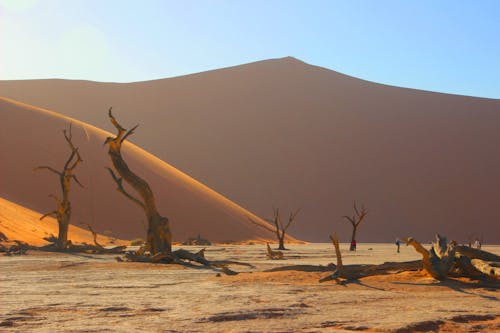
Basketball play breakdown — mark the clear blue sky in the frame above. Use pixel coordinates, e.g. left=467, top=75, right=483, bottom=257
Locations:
left=1, top=0, right=499, bottom=98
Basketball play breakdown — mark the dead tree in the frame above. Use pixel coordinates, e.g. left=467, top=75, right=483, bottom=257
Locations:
left=249, top=207, right=301, bottom=250
left=343, top=201, right=367, bottom=251
left=105, top=108, right=171, bottom=255
left=80, top=223, right=126, bottom=254
left=35, top=124, right=83, bottom=250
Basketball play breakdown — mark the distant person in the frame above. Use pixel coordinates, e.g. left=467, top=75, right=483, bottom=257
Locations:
left=395, top=239, right=401, bottom=253
left=350, top=239, right=357, bottom=251
left=473, top=239, right=480, bottom=249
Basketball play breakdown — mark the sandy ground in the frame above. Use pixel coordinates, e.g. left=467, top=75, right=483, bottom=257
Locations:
left=0, top=243, right=498, bottom=332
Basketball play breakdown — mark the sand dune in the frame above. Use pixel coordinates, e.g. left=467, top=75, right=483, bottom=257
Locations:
left=0, top=97, right=280, bottom=242
left=1, top=57, right=499, bottom=242
left=0, top=196, right=121, bottom=246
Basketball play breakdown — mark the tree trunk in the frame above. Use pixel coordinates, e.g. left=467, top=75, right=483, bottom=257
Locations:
left=349, top=225, right=357, bottom=251
left=105, top=110, right=171, bottom=255
left=278, top=236, right=286, bottom=250
left=56, top=213, right=69, bottom=250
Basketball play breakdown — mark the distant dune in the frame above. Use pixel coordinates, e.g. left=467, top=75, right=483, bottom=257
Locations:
left=0, top=97, right=280, bottom=242
left=0, top=196, right=122, bottom=246
left=1, top=57, right=499, bottom=243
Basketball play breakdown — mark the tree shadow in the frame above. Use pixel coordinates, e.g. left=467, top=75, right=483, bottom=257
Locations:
left=341, top=279, right=386, bottom=291
left=391, top=279, right=498, bottom=301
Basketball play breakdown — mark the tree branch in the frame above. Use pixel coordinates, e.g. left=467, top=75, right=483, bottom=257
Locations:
left=247, top=216, right=275, bottom=233
left=72, top=175, right=85, bottom=188
left=283, top=208, right=301, bottom=232
left=34, top=166, right=61, bottom=176
left=106, top=167, right=145, bottom=210
left=40, top=211, right=57, bottom=220
left=121, top=124, right=139, bottom=143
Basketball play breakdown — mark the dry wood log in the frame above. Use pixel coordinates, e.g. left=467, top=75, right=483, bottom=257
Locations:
left=407, top=234, right=500, bottom=280
left=319, top=232, right=422, bottom=283
left=405, top=234, right=456, bottom=280
left=456, top=245, right=500, bottom=262
left=120, top=247, right=253, bottom=275
left=266, top=243, right=284, bottom=259
left=3, top=240, right=30, bottom=255
left=470, top=259, right=499, bottom=279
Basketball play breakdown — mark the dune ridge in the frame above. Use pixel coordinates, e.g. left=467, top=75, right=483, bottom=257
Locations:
left=1, top=57, right=499, bottom=242
left=0, top=96, right=282, bottom=242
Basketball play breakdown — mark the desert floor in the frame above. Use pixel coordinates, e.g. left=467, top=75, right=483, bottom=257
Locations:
left=1, top=243, right=498, bottom=332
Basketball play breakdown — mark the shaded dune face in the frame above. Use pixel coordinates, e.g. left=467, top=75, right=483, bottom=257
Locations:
left=0, top=97, right=279, bottom=242
left=1, top=57, right=499, bottom=242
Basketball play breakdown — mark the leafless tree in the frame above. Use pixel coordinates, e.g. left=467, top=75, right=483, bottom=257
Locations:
left=249, top=207, right=301, bottom=250
left=104, top=108, right=171, bottom=255
left=343, top=201, right=367, bottom=251
left=35, top=124, right=83, bottom=250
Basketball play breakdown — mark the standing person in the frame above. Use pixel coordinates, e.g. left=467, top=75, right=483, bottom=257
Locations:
left=350, top=239, right=357, bottom=251
left=395, top=238, right=401, bottom=253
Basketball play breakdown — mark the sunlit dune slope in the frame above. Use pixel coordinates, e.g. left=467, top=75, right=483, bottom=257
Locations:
left=0, top=197, right=122, bottom=246
left=1, top=57, right=499, bottom=242
left=0, top=97, right=282, bottom=242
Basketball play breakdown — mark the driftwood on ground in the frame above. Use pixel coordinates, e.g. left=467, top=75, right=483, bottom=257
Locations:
left=406, top=235, right=499, bottom=280
left=266, top=243, right=284, bottom=260
left=1, top=241, right=30, bottom=256
left=317, top=233, right=423, bottom=283
left=120, top=246, right=254, bottom=275
left=37, top=233, right=126, bottom=254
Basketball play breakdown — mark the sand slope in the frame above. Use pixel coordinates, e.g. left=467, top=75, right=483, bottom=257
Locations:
left=0, top=197, right=121, bottom=246
left=0, top=97, right=279, bottom=242
left=1, top=57, right=499, bottom=242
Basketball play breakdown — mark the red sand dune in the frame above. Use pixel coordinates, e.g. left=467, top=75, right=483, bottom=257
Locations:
left=0, top=196, right=122, bottom=246
left=1, top=57, right=499, bottom=242
left=0, top=97, right=280, bottom=242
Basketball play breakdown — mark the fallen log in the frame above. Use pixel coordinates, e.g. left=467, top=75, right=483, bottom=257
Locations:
left=266, top=243, right=284, bottom=260
left=407, top=234, right=500, bottom=280
left=456, top=246, right=500, bottom=262
left=406, top=235, right=456, bottom=280
left=318, top=232, right=422, bottom=283
left=119, top=247, right=254, bottom=275
left=470, top=259, right=499, bottom=279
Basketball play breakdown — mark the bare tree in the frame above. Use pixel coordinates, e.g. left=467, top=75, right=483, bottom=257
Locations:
left=104, top=108, right=172, bottom=255
left=343, top=201, right=367, bottom=251
left=35, top=124, right=83, bottom=250
left=249, top=207, right=301, bottom=250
